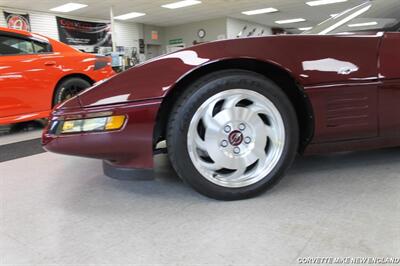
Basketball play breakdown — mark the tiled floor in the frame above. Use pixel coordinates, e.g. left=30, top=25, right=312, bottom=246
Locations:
left=0, top=141, right=399, bottom=265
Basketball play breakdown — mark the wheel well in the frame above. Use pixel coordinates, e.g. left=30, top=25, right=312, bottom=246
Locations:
left=52, top=73, right=94, bottom=107
left=154, top=59, right=314, bottom=153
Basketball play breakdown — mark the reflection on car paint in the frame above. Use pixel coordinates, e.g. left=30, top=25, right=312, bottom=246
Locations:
left=0, top=74, right=23, bottom=79
left=161, top=50, right=209, bottom=66
left=82, top=58, right=97, bottom=63
left=302, top=58, right=359, bottom=75
left=90, top=94, right=131, bottom=106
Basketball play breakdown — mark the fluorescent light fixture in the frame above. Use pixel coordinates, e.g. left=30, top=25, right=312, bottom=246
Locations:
left=114, top=12, right=146, bottom=20
left=306, top=0, right=347, bottom=6
left=299, top=27, right=313, bottom=31
left=242, top=8, right=278, bottom=15
left=162, top=0, right=201, bottom=9
left=348, top=21, right=377, bottom=27
left=50, top=3, right=87, bottom=12
left=275, top=18, right=306, bottom=24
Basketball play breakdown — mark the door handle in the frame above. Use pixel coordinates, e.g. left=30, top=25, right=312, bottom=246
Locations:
left=44, top=61, right=56, bottom=66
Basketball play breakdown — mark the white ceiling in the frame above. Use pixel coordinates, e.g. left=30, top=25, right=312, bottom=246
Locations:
left=0, top=0, right=367, bottom=29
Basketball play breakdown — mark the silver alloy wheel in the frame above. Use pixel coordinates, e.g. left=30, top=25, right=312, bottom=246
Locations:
left=187, top=89, right=286, bottom=188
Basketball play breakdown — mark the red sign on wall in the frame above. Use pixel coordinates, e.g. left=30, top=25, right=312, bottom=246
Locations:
left=3, top=11, right=31, bottom=32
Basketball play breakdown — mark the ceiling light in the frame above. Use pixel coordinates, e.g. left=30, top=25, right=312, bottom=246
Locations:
left=348, top=21, right=378, bottom=27
left=306, top=0, right=347, bottom=7
left=299, top=27, right=313, bottom=31
left=50, top=3, right=87, bottom=12
left=114, top=12, right=146, bottom=20
left=275, top=18, right=306, bottom=24
left=162, top=0, right=201, bottom=9
left=242, top=8, right=278, bottom=15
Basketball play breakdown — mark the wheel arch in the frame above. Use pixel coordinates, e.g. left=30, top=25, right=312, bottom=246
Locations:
left=154, top=58, right=314, bottom=153
left=52, top=73, right=94, bottom=107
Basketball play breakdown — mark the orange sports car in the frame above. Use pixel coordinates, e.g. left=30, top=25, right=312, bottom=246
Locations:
left=0, top=27, right=115, bottom=124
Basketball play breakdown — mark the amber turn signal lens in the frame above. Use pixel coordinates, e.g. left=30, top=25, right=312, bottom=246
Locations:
left=105, top=115, right=126, bottom=130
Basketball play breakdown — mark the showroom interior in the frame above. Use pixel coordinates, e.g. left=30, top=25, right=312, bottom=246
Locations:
left=1, top=0, right=399, bottom=265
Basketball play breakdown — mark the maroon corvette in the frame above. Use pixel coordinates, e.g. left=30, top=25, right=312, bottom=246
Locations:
left=43, top=1, right=400, bottom=200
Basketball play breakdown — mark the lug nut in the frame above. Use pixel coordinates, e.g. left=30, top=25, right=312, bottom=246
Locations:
left=221, top=140, right=228, bottom=147
left=233, top=147, right=241, bottom=154
left=239, top=123, right=246, bottom=131
left=244, top=137, right=251, bottom=144
left=224, top=125, right=231, bottom=133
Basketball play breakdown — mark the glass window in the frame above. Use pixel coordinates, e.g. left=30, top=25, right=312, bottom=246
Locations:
left=0, top=36, right=34, bottom=55
left=0, top=36, right=52, bottom=55
left=305, top=0, right=400, bottom=35
left=32, top=41, right=51, bottom=53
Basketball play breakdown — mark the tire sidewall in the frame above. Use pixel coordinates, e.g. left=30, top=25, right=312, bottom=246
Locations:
left=168, top=70, right=299, bottom=200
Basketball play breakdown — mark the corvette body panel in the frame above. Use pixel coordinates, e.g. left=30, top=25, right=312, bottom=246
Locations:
left=43, top=99, right=161, bottom=169
left=377, top=33, right=400, bottom=138
left=43, top=33, right=400, bottom=170
left=78, top=35, right=381, bottom=106
left=77, top=34, right=382, bottom=143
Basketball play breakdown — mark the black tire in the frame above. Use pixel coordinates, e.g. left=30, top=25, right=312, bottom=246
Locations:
left=53, top=77, right=91, bottom=106
left=167, top=70, right=299, bottom=200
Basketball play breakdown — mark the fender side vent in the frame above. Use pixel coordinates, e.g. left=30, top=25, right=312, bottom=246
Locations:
left=326, top=92, right=370, bottom=128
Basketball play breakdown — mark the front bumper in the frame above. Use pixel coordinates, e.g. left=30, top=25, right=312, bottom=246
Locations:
left=42, top=99, right=162, bottom=171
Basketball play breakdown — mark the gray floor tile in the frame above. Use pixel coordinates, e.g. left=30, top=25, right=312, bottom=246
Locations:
left=0, top=148, right=399, bottom=265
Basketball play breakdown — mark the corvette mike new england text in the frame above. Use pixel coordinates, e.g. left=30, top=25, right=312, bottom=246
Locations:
left=297, top=257, right=400, bottom=264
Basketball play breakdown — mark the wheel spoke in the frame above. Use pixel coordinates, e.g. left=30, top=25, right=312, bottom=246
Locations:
left=222, top=94, right=244, bottom=110
left=202, top=100, right=223, bottom=129
left=202, top=112, right=221, bottom=129
left=193, top=133, right=208, bottom=151
left=227, top=165, right=247, bottom=180
left=252, top=143, right=267, bottom=163
left=68, top=86, right=74, bottom=96
left=247, top=103, right=268, bottom=114
left=265, top=124, right=280, bottom=145
left=198, top=160, right=223, bottom=172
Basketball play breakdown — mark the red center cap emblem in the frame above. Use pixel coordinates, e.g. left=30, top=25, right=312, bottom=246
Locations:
left=228, top=130, right=244, bottom=146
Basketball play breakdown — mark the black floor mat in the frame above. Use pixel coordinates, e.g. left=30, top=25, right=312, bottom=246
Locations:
left=0, top=138, right=45, bottom=163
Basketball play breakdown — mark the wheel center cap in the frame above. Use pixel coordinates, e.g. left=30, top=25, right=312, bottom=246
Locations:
left=228, top=130, right=244, bottom=146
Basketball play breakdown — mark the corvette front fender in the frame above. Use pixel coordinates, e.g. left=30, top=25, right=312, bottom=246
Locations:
left=77, top=35, right=379, bottom=108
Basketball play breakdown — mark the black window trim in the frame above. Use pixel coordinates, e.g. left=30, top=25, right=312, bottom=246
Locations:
left=0, top=31, right=53, bottom=57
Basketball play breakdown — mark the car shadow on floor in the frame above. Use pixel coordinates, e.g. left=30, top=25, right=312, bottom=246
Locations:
left=291, top=147, right=400, bottom=173
left=0, top=120, right=45, bottom=135
left=48, top=146, right=400, bottom=224
left=67, top=147, right=400, bottom=203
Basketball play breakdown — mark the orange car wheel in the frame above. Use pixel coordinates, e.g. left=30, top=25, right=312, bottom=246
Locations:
left=53, top=77, right=91, bottom=106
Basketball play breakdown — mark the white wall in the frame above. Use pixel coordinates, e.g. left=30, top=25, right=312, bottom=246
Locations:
left=143, top=24, right=165, bottom=46
left=163, top=17, right=272, bottom=49
left=114, top=20, right=143, bottom=49
left=0, top=7, right=143, bottom=49
left=164, top=18, right=227, bottom=47
left=0, top=9, right=59, bottom=39
left=226, top=17, right=272, bottom=39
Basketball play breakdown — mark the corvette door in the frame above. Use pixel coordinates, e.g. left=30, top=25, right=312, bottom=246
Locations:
left=378, top=32, right=400, bottom=137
